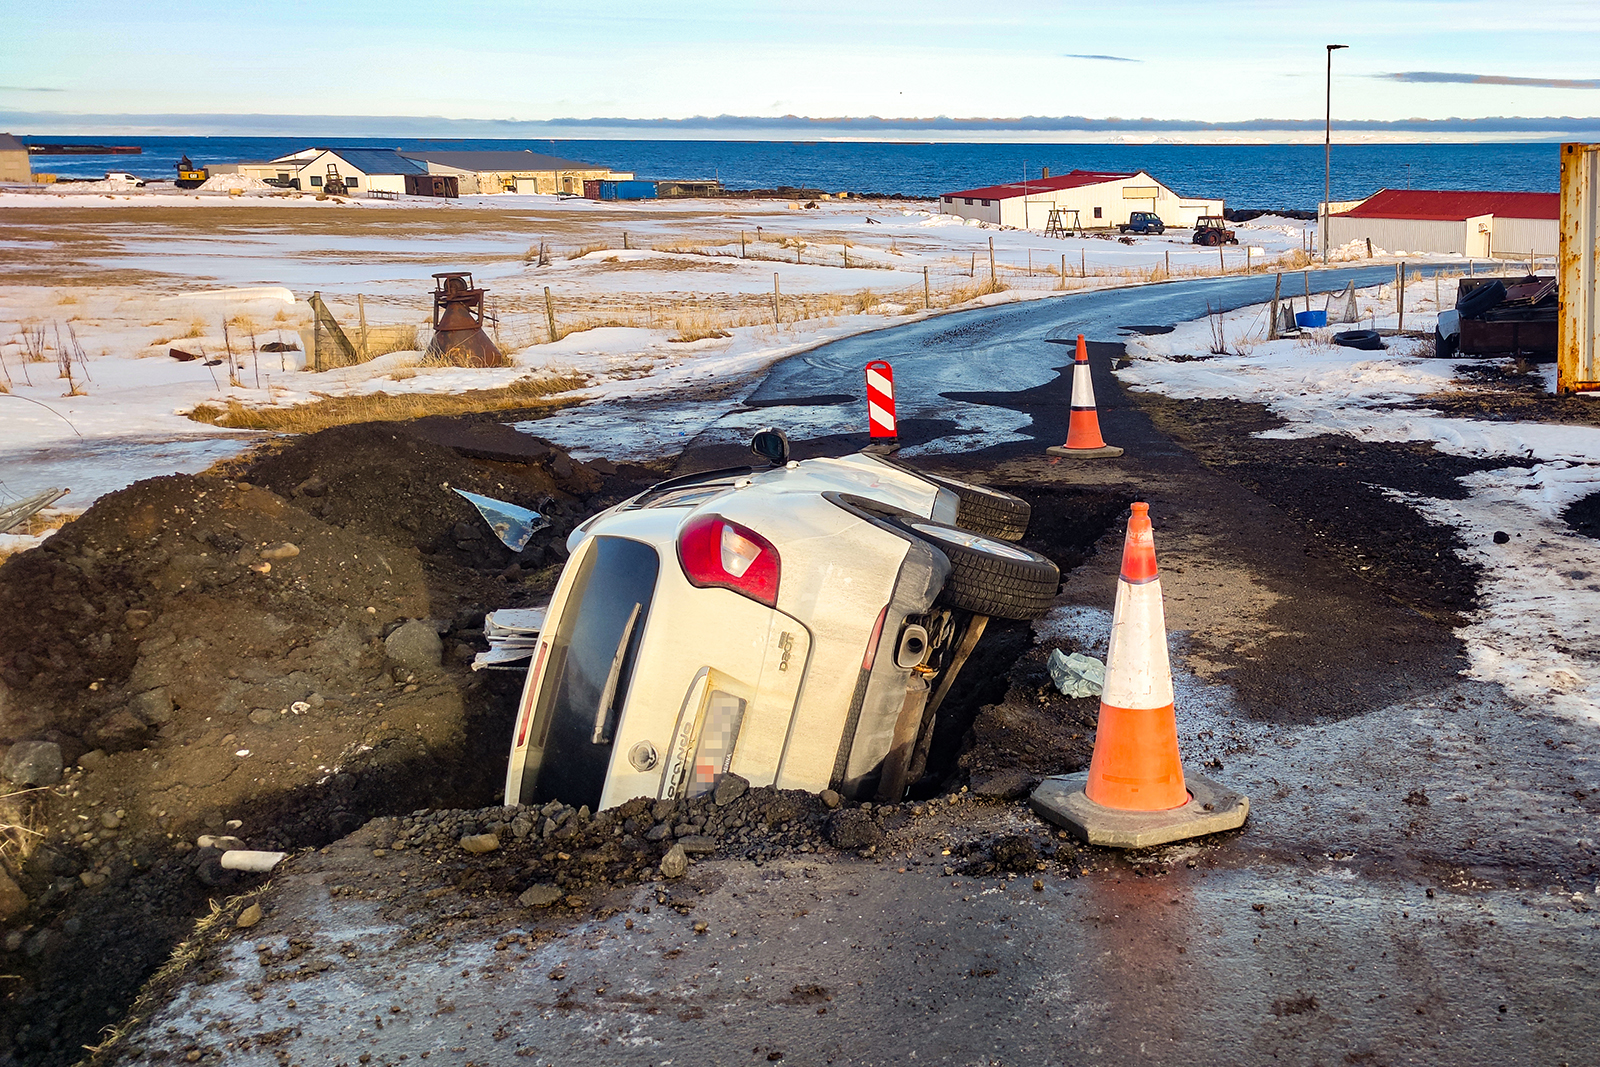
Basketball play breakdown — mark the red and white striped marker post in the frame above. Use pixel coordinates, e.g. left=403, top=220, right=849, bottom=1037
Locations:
left=865, top=360, right=897, bottom=439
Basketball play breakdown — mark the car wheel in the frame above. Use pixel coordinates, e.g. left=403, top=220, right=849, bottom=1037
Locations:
left=921, top=474, right=1031, bottom=540
left=898, top=520, right=1060, bottom=620
left=1333, top=329, right=1386, bottom=351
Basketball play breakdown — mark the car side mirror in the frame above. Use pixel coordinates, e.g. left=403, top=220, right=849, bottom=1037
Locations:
left=750, top=427, right=790, bottom=466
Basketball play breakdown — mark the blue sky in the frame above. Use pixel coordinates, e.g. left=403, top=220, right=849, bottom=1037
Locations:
left=6, top=0, right=1600, bottom=137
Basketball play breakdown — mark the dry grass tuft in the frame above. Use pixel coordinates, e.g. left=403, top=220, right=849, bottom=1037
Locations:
left=1275, top=248, right=1314, bottom=270
left=567, top=241, right=610, bottom=260
left=669, top=312, right=733, bottom=343
left=0, top=787, right=50, bottom=866
left=364, top=323, right=420, bottom=358
left=187, top=374, right=588, bottom=433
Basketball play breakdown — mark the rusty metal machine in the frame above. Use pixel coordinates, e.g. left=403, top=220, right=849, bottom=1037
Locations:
left=425, top=272, right=507, bottom=367
left=322, top=163, right=348, bottom=196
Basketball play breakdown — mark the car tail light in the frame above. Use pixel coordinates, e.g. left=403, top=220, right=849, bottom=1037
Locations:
left=677, top=514, right=780, bottom=606
left=862, top=605, right=888, bottom=670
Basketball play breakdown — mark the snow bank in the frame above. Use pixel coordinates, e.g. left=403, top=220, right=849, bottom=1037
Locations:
left=197, top=174, right=275, bottom=192
left=1122, top=287, right=1600, bottom=726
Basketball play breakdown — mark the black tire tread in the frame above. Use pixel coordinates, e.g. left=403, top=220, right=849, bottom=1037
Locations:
left=898, top=520, right=1059, bottom=620
left=925, top=476, right=1031, bottom=541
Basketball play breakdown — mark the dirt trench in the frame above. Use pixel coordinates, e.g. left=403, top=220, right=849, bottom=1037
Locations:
left=0, top=421, right=1127, bottom=1066
left=0, top=419, right=657, bottom=1064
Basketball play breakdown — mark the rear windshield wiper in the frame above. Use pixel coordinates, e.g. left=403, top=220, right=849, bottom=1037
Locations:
left=592, top=602, right=643, bottom=744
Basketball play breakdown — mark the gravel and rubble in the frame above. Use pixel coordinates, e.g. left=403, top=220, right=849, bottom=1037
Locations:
left=0, top=418, right=660, bottom=1064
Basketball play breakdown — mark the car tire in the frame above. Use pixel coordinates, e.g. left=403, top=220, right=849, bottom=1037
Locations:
left=1333, top=329, right=1386, bottom=351
left=896, top=520, right=1060, bottom=620
left=1435, top=328, right=1459, bottom=358
left=921, top=474, right=1031, bottom=540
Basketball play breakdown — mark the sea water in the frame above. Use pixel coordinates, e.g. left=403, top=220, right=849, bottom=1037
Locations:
left=22, top=135, right=1558, bottom=210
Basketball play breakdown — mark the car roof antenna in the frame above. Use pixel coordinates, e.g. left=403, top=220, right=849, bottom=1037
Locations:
left=750, top=427, right=790, bottom=466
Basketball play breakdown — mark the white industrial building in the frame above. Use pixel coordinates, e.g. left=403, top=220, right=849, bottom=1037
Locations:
left=1325, top=189, right=1559, bottom=258
left=234, top=148, right=427, bottom=193
left=0, top=134, right=31, bottom=184
left=939, top=169, right=1223, bottom=230
left=398, top=150, right=632, bottom=195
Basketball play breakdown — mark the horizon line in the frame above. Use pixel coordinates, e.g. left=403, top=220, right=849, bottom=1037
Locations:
left=7, top=109, right=1600, bottom=139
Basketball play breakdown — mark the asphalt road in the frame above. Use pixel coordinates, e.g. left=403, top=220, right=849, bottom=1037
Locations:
left=121, top=267, right=1600, bottom=1067
left=530, top=263, right=1459, bottom=469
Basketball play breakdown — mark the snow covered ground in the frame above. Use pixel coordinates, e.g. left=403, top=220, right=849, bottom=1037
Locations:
left=1119, top=285, right=1600, bottom=726
left=0, top=195, right=1332, bottom=533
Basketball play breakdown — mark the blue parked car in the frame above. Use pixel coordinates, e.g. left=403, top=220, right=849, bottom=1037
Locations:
left=1118, top=211, right=1165, bottom=235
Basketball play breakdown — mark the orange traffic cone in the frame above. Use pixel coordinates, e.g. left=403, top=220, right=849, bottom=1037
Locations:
left=1030, top=502, right=1249, bottom=847
left=1086, top=502, right=1186, bottom=809
left=1046, top=335, right=1123, bottom=459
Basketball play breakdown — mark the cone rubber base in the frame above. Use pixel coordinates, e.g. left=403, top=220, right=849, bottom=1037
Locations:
left=862, top=440, right=902, bottom=455
left=1046, top=444, right=1124, bottom=459
left=1030, top=770, right=1248, bottom=848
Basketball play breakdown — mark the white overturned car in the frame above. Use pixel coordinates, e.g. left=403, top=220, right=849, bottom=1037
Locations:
left=504, top=431, right=1059, bottom=812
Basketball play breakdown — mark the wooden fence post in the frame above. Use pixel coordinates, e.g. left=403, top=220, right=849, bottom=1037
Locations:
left=924, top=266, right=930, bottom=310
left=773, top=273, right=780, bottom=324
left=1269, top=273, right=1282, bottom=340
left=1397, top=263, right=1406, bottom=333
left=544, top=287, right=557, bottom=343
left=740, top=231, right=746, bottom=258
left=988, top=237, right=996, bottom=286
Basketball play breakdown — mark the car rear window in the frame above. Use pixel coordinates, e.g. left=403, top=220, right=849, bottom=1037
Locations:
left=524, top=536, right=660, bottom=809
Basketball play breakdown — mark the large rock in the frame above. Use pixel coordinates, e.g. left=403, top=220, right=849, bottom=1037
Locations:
left=85, top=709, right=151, bottom=752
left=128, top=687, right=174, bottom=725
left=0, top=869, right=27, bottom=922
left=826, top=808, right=883, bottom=850
left=713, top=773, right=749, bottom=807
left=659, top=843, right=689, bottom=879
left=2, top=741, right=63, bottom=787
left=385, top=620, right=442, bottom=671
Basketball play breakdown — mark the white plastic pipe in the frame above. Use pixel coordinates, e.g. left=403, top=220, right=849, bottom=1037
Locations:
left=221, top=850, right=287, bottom=873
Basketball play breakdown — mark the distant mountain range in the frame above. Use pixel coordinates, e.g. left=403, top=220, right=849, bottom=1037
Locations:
left=4, top=109, right=1600, bottom=143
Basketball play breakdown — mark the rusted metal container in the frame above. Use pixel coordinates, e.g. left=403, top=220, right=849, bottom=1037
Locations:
left=425, top=272, right=507, bottom=368
left=405, top=173, right=459, bottom=198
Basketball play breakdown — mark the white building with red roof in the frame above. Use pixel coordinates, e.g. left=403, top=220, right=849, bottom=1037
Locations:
left=1325, top=188, right=1558, bottom=258
left=938, top=169, right=1223, bottom=230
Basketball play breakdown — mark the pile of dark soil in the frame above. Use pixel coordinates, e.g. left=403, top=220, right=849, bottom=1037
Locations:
left=0, top=423, right=1115, bottom=1065
left=1135, top=396, right=1523, bottom=625
left=0, top=419, right=655, bottom=1065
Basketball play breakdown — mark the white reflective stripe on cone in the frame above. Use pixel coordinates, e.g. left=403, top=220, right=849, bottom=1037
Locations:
left=1070, top=362, right=1098, bottom=409
left=868, top=400, right=897, bottom=431
left=1100, top=577, right=1174, bottom=710
left=866, top=368, right=894, bottom=397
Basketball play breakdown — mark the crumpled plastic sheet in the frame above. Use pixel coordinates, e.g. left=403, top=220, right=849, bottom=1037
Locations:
left=1047, top=648, right=1106, bottom=698
left=453, top=488, right=548, bottom=551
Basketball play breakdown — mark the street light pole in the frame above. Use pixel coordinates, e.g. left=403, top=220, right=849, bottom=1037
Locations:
left=1324, top=43, right=1348, bottom=265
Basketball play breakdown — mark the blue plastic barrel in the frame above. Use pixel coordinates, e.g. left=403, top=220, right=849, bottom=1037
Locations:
left=1295, top=310, right=1327, bottom=328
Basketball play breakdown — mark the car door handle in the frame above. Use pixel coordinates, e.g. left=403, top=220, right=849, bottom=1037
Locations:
left=592, top=601, right=643, bottom=744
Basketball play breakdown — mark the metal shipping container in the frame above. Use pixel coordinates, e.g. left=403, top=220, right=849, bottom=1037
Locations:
left=594, top=180, right=656, bottom=201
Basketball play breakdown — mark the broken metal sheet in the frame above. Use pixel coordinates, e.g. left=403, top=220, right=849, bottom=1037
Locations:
left=485, top=607, right=547, bottom=636
left=452, top=489, right=547, bottom=551
left=473, top=606, right=548, bottom=671
left=0, top=487, right=69, bottom=535
left=472, top=645, right=539, bottom=672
